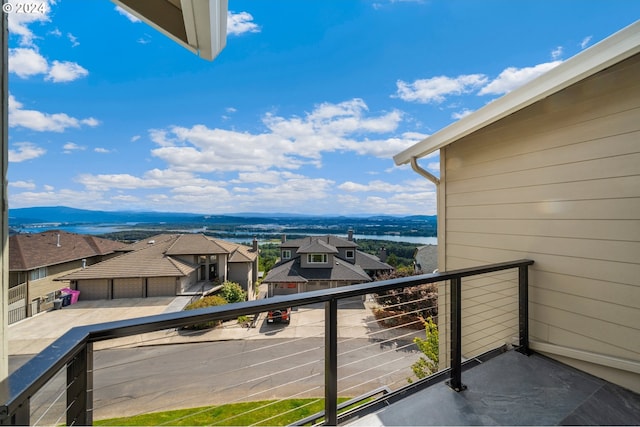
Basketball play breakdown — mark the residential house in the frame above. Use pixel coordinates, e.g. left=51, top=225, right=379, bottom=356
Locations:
left=394, top=21, right=640, bottom=392
left=59, top=233, right=259, bottom=301
left=263, top=232, right=393, bottom=296
left=413, top=244, right=438, bottom=273
left=8, top=230, right=127, bottom=322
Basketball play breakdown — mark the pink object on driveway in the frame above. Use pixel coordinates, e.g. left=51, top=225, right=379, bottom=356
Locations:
left=60, top=288, right=81, bottom=304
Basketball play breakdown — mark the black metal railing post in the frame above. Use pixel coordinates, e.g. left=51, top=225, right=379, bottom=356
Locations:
left=325, top=298, right=338, bottom=426
left=66, top=343, right=92, bottom=426
left=517, top=265, right=531, bottom=355
left=447, top=277, right=466, bottom=392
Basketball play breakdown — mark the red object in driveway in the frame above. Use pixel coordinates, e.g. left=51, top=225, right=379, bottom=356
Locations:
left=267, top=307, right=291, bottom=324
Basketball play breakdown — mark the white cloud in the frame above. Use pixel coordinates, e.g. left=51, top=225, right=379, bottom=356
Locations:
left=9, top=94, right=100, bottom=132
left=551, top=46, right=563, bottom=60
left=67, top=33, right=79, bottom=47
left=8, top=48, right=48, bottom=78
left=9, top=180, right=36, bottom=190
left=114, top=6, right=141, bottom=23
left=227, top=11, right=260, bottom=35
left=9, top=142, right=46, bottom=162
left=395, top=74, right=488, bottom=103
left=580, top=36, right=592, bottom=49
left=452, top=109, right=473, bottom=120
left=151, top=98, right=411, bottom=173
left=226, top=107, right=237, bottom=113
left=43, top=184, right=54, bottom=191
left=76, top=169, right=226, bottom=192
left=9, top=49, right=88, bottom=83
left=46, top=60, right=89, bottom=82
left=478, top=61, right=562, bottom=95
left=137, top=35, right=152, bottom=45
left=94, top=148, right=110, bottom=153
left=49, top=28, right=61, bottom=37
left=7, top=0, right=52, bottom=46
left=131, top=135, right=141, bottom=142
left=9, top=188, right=108, bottom=210
left=63, top=142, right=85, bottom=153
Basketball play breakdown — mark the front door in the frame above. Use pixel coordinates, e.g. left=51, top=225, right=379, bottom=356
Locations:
left=209, top=264, right=217, bottom=281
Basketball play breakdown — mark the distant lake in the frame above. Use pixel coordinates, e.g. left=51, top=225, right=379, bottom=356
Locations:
left=12, top=224, right=438, bottom=246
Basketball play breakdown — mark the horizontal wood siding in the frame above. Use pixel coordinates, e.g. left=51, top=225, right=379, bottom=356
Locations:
left=443, top=54, right=640, bottom=390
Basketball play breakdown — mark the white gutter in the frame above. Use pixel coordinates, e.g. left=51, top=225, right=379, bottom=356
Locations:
left=394, top=19, right=640, bottom=165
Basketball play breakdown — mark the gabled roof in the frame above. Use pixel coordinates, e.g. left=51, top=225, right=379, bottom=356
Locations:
left=282, top=235, right=358, bottom=249
left=9, top=230, right=128, bottom=271
left=59, top=233, right=256, bottom=281
left=208, top=237, right=258, bottom=263
left=355, top=251, right=394, bottom=271
left=264, top=257, right=371, bottom=284
left=394, top=20, right=640, bottom=164
left=60, top=235, right=197, bottom=280
left=297, top=239, right=339, bottom=254
left=165, top=233, right=229, bottom=255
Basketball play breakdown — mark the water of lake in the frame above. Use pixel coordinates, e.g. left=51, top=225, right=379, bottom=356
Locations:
left=12, top=224, right=438, bottom=245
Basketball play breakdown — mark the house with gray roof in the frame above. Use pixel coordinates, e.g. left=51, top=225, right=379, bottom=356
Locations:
left=263, top=232, right=393, bottom=296
left=8, top=230, right=128, bottom=322
left=59, top=233, right=259, bottom=301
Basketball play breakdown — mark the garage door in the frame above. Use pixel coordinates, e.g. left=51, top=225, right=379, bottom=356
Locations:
left=147, top=277, right=176, bottom=297
left=113, top=278, right=143, bottom=299
left=272, top=282, right=299, bottom=296
left=305, top=283, right=328, bottom=293
left=77, top=279, right=109, bottom=300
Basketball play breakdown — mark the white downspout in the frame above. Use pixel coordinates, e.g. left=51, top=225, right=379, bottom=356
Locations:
left=410, top=156, right=439, bottom=186
left=409, top=155, right=449, bottom=370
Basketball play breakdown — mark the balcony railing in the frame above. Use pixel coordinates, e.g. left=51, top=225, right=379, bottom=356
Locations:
left=0, top=259, right=533, bottom=426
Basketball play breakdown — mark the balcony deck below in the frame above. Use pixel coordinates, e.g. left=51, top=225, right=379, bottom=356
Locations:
left=347, top=350, right=640, bottom=426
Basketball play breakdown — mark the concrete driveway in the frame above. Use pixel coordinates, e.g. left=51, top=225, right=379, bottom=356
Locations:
left=9, top=295, right=399, bottom=357
left=8, top=296, right=184, bottom=355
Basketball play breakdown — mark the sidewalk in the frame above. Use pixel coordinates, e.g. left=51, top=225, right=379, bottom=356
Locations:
left=9, top=294, right=415, bottom=355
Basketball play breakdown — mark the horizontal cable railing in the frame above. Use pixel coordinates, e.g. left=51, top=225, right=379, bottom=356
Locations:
left=0, top=259, right=533, bottom=426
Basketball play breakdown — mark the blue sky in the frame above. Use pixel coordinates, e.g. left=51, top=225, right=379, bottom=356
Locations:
left=6, top=1, right=640, bottom=216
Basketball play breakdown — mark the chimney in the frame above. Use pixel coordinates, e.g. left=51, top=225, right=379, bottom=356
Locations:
left=281, top=234, right=287, bottom=243
left=253, top=236, right=258, bottom=252
left=379, top=247, right=387, bottom=262
left=348, top=229, right=353, bottom=241
left=56, top=233, right=61, bottom=247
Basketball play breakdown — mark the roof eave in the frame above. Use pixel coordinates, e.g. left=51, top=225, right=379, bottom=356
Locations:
left=393, top=20, right=640, bottom=165
left=111, top=0, right=227, bottom=61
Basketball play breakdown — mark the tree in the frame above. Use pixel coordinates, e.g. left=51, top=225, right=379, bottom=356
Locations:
left=220, top=281, right=246, bottom=303
left=410, top=316, right=439, bottom=381
left=386, top=253, right=399, bottom=267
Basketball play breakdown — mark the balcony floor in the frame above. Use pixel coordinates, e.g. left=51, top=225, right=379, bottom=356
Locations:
left=348, top=350, right=640, bottom=426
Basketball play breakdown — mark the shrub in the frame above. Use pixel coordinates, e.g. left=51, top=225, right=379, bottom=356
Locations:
left=183, top=295, right=228, bottom=330
left=410, top=316, right=439, bottom=381
left=220, top=281, right=247, bottom=303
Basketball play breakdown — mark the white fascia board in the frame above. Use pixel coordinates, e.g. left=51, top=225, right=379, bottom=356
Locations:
left=393, top=20, right=640, bottom=166
left=182, top=0, right=228, bottom=61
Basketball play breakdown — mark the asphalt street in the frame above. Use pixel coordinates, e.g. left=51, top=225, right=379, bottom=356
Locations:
left=10, top=297, right=424, bottom=424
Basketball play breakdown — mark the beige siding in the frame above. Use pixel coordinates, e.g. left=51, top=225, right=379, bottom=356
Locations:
left=228, top=263, right=252, bottom=298
left=442, top=54, right=640, bottom=391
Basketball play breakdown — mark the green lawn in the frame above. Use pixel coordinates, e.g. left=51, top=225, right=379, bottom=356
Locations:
left=95, top=397, right=355, bottom=426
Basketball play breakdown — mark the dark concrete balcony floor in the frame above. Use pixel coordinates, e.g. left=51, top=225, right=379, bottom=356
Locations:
left=347, top=350, right=640, bottom=426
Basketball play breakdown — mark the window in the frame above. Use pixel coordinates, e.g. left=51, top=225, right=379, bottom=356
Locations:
left=209, top=255, right=217, bottom=263
left=346, top=250, right=355, bottom=259
left=307, top=253, right=327, bottom=264
left=282, top=250, right=291, bottom=260
left=29, top=267, right=47, bottom=281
